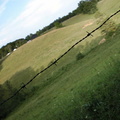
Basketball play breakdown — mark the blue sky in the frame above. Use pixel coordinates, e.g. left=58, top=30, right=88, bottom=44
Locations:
left=0, top=0, right=81, bottom=48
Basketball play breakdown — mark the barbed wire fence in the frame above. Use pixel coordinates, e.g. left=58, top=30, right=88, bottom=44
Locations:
left=0, top=9, right=120, bottom=107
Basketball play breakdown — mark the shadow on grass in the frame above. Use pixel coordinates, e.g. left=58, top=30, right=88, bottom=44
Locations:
left=0, top=56, right=8, bottom=71
left=0, top=67, right=37, bottom=119
left=9, top=67, right=37, bottom=89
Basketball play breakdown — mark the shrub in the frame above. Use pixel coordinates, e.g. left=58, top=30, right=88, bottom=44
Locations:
left=54, top=22, right=63, bottom=28
left=76, top=52, right=84, bottom=61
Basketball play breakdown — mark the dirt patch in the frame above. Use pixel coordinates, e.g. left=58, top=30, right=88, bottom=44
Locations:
left=98, top=38, right=106, bottom=45
left=82, top=21, right=94, bottom=29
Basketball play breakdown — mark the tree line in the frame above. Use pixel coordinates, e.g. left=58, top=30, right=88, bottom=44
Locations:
left=0, top=0, right=101, bottom=59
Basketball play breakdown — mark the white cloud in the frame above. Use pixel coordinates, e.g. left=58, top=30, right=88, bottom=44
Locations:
left=0, top=0, right=9, bottom=15
left=0, top=0, right=80, bottom=47
left=13, top=0, right=62, bottom=28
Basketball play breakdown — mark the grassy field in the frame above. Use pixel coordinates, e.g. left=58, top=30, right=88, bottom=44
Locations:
left=97, top=0, right=120, bottom=23
left=0, top=0, right=120, bottom=119
left=5, top=25, right=120, bottom=120
left=0, top=10, right=101, bottom=84
left=63, top=14, right=94, bottom=26
left=0, top=0, right=119, bottom=84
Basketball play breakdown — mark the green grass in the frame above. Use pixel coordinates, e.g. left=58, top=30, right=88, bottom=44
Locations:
left=97, top=0, right=120, bottom=23
left=0, top=0, right=120, bottom=119
left=4, top=26, right=120, bottom=120
left=63, top=14, right=94, bottom=26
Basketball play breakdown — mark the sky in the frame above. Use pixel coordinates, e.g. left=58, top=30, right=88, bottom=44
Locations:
left=0, top=0, right=81, bottom=48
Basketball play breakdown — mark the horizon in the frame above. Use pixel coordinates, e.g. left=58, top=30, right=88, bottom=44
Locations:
left=0, top=0, right=81, bottom=48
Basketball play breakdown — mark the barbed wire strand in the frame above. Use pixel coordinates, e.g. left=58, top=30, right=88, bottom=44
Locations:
left=0, top=9, right=120, bottom=106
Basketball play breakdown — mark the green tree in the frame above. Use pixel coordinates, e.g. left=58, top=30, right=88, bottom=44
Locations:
left=77, top=0, right=98, bottom=14
left=54, top=21, right=63, bottom=28
left=36, top=30, right=42, bottom=36
left=25, top=35, right=30, bottom=41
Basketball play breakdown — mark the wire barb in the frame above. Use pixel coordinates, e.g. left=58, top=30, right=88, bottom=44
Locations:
left=21, top=84, right=26, bottom=89
left=53, top=59, right=58, bottom=66
left=86, top=31, right=93, bottom=37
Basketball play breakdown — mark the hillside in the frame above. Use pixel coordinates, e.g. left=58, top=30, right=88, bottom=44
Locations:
left=0, top=0, right=120, bottom=84
left=0, top=12, right=101, bottom=84
left=0, top=0, right=120, bottom=119
left=5, top=26, right=120, bottom=120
